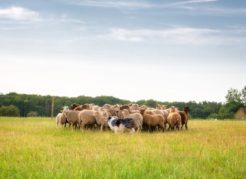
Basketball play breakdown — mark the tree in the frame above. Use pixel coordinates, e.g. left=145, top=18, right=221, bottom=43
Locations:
left=225, top=88, right=241, bottom=104
left=218, top=102, right=242, bottom=119
left=241, top=86, right=246, bottom=106
left=0, top=105, right=20, bottom=116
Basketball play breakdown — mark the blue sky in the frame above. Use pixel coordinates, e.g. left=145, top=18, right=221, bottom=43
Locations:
left=0, top=0, right=246, bottom=102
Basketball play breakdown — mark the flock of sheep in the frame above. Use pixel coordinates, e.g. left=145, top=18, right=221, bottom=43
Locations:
left=56, top=103, right=189, bottom=133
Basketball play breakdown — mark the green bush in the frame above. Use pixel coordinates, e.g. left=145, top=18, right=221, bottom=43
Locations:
left=208, top=113, right=220, bottom=119
left=0, top=105, right=20, bottom=116
left=27, top=111, right=38, bottom=117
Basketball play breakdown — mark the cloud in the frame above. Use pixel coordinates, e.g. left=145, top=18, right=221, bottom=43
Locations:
left=59, top=0, right=246, bottom=16
left=169, top=0, right=217, bottom=6
left=64, top=0, right=153, bottom=9
left=61, top=0, right=217, bottom=9
left=0, top=6, right=39, bottom=21
left=107, top=27, right=218, bottom=44
left=193, top=7, right=246, bottom=15
left=106, top=27, right=246, bottom=45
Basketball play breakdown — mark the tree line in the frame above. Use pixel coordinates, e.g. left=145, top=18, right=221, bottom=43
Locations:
left=0, top=86, right=245, bottom=119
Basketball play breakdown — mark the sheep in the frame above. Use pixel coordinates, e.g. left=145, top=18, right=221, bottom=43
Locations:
left=166, top=106, right=181, bottom=130
left=119, top=109, right=143, bottom=132
left=62, top=107, right=80, bottom=129
left=102, top=104, right=119, bottom=116
left=56, top=112, right=67, bottom=127
left=94, top=109, right=109, bottom=131
left=156, top=104, right=166, bottom=110
left=128, top=113, right=143, bottom=132
left=144, top=110, right=155, bottom=115
left=78, top=110, right=97, bottom=130
left=162, top=109, right=170, bottom=120
left=179, top=107, right=190, bottom=130
left=116, top=109, right=125, bottom=119
left=140, top=109, right=165, bottom=132
left=69, top=103, right=80, bottom=110
left=91, top=105, right=100, bottom=111
left=120, top=105, right=130, bottom=111
left=144, top=109, right=167, bottom=118
left=129, top=103, right=139, bottom=111
left=74, top=104, right=91, bottom=111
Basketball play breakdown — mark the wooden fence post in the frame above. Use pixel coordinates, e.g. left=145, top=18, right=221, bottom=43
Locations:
left=51, top=96, right=54, bottom=119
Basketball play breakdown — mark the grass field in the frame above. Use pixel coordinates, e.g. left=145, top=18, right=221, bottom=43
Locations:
left=0, top=117, right=245, bottom=178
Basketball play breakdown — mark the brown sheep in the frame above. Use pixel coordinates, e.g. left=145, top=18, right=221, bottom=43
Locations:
left=166, top=107, right=181, bottom=130
left=63, top=109, right=80, bottom=129
left=156, top=104, right=166, bottom=110
left=78, top=110, right=97, bottom=130
left=91, top=105, right=100, bottom=111
left=128, top=113, right=143, bottom=132
left=74, top=104, right=90, bottom=111
left=129, top=103, right=139, bottom=111
left=94, top=109, right=109, bottom=131
left=144, top=110, right=155, bottom=115
left=120, top=105, right=130, bottom=111
left=117, top=109, right=125, bottom=119
left=140, top=109, right=165, bottom=132
left=69, top=103, right=80, bottom=110
left=119, top=109, right=143, bottom=132
left=179, top=107, right=189, bottom=130
left=102, top=104, right=119, bottom=116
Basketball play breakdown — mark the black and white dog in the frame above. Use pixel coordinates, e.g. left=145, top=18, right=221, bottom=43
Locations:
left=108, top=116, right=135, bottom=133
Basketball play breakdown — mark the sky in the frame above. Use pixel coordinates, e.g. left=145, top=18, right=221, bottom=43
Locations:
left=0, top=0, right=246, bottom=102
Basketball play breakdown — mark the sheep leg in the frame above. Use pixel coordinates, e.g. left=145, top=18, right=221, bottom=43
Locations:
left=159, top=123, right=165, bottom=132
left=168, top=125, right=171, bottom=131
left=80, top=122, right=85, bottom=131
left=72, top=123, right=77, bottom=130
left=100, top=125, right=104, bottom=131
left=164, top=123, right=167, bottom=132
left=185, top=123, right=188, bottom=130
left=114, top=126, right=119, bottom=133
left=137, top=126, right=141, bottom=132
left=177, top=124, right=180, bottom=131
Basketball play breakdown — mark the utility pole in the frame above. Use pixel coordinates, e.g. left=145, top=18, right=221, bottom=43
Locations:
left=51, top=96, right=54, bottom=119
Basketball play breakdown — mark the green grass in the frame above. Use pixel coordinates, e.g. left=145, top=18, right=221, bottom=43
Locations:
left=0, top=117, right=245, bottom=178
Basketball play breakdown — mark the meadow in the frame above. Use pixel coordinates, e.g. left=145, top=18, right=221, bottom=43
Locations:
left=0, top=117, right=245, bottom=178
